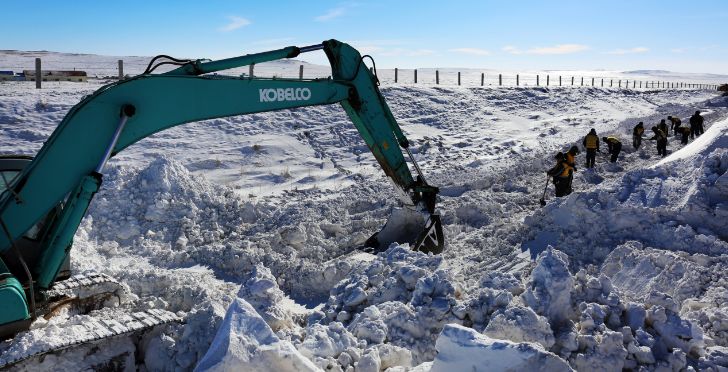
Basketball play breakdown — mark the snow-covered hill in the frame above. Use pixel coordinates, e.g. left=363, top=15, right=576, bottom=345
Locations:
left=0, top=56, right=727, bottom=371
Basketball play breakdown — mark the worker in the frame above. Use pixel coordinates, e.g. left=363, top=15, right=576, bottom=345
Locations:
left=546, top=152, right=574, bottom=197
left=649, top=126, right=668, bottom=157
left=658, top=119, right=669, bottom=137
left=690, top=110, right=704, bottom=138
left=668, top=116, right=682, bottom=137
left=582, top=128, right=600, bottom=168
left=602, top=136, right=622, bottom=163
left=677, top=126, right=691, bottom=145
left=632, top=122, right=645, bottom=150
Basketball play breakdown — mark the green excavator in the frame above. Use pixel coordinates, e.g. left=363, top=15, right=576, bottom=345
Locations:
left=0, top=39, right=443, bottom=366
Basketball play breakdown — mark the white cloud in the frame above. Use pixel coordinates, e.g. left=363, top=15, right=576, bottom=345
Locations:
left=218, top=16, right=251, bottom=32
left=449, top=48, right=491, bottom=56
left=670, top=48, right=685, bottom=53
left=408, top=49, right=436, bottom=57
left=502, top=44, right=589, bottom=55
left=527, top=44, right=589, bottom=55
left=604, top=47, right=649, bottom=55
left=315, top=7, right=346, bottom=21
left=502, top=45, right=520, bottom=54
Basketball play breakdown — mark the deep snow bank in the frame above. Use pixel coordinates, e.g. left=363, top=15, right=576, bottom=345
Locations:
left=199, top=246, right=725, bottom=371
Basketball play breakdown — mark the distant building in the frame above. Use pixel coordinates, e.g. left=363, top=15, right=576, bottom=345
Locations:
left=22, top=70, right=88, bottom=82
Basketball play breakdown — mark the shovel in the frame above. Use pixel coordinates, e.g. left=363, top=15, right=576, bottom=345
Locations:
left=539, top=176, right=549, bottom=206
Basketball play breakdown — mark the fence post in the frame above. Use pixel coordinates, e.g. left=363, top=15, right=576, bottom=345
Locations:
left=436, top=70, right=439, bottom=85
left=633, top=80, right=636, bottom=88
left=299, top=65, right=304, bottom=79
left=559, top=76, right=562, bottom=86
left=481, top=72, right=484, bottom=86
left=516, top=74, right=519, bottom=86
left=35, top=58, right=41, bottom=89
left=610, top=79, right=613, bottom=87
left=118, top=60, right=124, bottom=80
left=640, top=81, right=642, bottom=88
left=414, top=69, right=417, bottom=83
left=571, top=76, right=574, bottom=86
left=499, top=74, right=502, bottom=86
left=547, top=75, right=550, bottom=86
left=249, top=63, right=254, bottom=79
left=537, top=75, right=539, bottom=86
left=581, top=77, right=583, bottom=86
left=395, top=68, right=398, bottom=83
left=601, top=78, right=604, bottom=87
left=592, top=77, right=594, bottom=86
left=458, top=72, right=461, bottom=86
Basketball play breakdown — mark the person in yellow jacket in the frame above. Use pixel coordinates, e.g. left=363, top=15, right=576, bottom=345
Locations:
left=602, top=136, right=622, bottom=163
left=546, top=152, right=574, bottom=197
left=649, top=126, right=668, bottom=157
left=582, top=128, right=600, bottom=168
left=668, top=115, right=682, bottom=137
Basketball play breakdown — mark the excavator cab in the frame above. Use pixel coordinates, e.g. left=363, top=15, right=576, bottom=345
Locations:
left=0, top=156, right=70, bottom=285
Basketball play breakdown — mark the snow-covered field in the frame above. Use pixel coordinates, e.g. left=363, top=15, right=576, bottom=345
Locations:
left=0, top=51, right=727, bottom=371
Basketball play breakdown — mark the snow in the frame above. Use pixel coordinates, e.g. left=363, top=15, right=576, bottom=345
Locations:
left=193, top=295, right=319, bottom=372
left=1, top=49, right=727, bottom=371
left=427, top=324, right=572, bottom=372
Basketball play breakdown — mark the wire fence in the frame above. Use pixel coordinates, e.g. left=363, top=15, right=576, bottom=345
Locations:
left=0, top=57, right=723, bottom=91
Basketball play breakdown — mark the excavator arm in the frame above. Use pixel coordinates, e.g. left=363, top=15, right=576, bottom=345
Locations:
left=0, top=40, right=443, bottom=302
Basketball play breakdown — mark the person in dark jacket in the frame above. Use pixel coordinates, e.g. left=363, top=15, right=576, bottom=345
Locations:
left=602, top=136, right=622, bottom=163
left=677, top=126, right=691, bottom=145
left=649, top=126, right=668, bottom=157
left=546, top=152, right=574, bottom=197
left=668, top=115, right=682, bottom=137
left=632, top=122, right=645, bottom=150
left=690, top=111, right=704, bottom=138
left=657, top=119, right=669, bottom=137
left=582, top=128, right=599, bottom=168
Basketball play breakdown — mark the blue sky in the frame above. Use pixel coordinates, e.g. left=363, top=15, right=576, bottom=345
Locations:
left=2, top=0, right=728, bottom=73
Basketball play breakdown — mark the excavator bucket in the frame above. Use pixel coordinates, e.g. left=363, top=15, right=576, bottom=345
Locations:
left=364, top=207, right=444, bottom=254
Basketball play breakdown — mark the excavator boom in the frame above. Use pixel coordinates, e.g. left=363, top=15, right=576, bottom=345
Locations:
left=0, top=40, right=443, bottom=342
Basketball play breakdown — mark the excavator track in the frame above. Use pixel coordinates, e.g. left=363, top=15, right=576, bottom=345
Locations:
left=0, top=271, right=181, bottom=369
left=0, top=308, right=179, bottom=369
left=46, top=272, right=120, bottom=294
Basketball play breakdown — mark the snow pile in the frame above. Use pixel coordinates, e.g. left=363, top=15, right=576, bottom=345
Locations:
left=602, top=242, right=728, bottom=350
left=194, top=295, right=318, bottom=372
left=316, top=246, right=458, bottom=365
left=522, top=117, right=728, bottom=265
left=497, top=248, right=710, bottom=371
left=198, top=245, right=723, bottom=371
left=426, top=324, right=572, bottom=372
